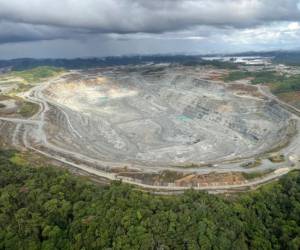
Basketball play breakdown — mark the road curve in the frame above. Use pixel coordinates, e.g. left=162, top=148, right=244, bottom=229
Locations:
left=0, top=73, right=299, bottom=192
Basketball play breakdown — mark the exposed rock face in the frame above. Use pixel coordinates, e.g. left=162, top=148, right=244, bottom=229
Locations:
left=43, top=65, right=292, bottom=167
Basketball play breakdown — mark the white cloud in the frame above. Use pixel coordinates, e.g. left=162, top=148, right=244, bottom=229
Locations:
left=0, top=0, right=300, bottom=33
left=288, top=22, right=300, bottom=30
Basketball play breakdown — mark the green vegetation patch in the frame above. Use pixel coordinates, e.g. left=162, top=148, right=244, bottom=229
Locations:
left=185, top=59, right=238, bottom=69
left=9, top=153, right=28, bottom=167
left=224, top=70, right=253, bottom=82
left=242, top=169, right=273, bottom=180
left=0, top=150, right=300, bottom=249
left=10, top=66, right=64, bottom=83
left=18, top=101, right=39, bottom=118
left=224, top=70, right=283, bottom=84
left=225, top=70, right=300, bottom=96
left=270, top=74, right=300, bottom=93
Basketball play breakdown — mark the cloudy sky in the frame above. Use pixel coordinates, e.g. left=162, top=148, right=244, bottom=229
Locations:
left=0, top=0, right=300, bottom=59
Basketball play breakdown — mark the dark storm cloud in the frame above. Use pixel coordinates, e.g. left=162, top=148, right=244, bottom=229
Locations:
left=0, top=0, right=300, bottom=58
left=0, top=22, right=67, bottom=43
left=0, top=0, right=300, bottom=41
left=0, top=20, right=95, bottom=44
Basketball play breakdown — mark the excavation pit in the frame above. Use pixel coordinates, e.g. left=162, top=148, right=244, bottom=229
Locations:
left=41, top=65, right=293, bottom=169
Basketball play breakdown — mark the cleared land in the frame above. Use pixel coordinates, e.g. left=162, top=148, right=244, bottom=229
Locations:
left=0, top=64, right=299, bottom=190
left=43, top=66, right=292, bottom=165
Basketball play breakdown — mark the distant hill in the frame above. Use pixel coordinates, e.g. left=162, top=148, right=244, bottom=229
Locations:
left=1, top=51, right=300, bottom=71
left=0, top=55, right=236, bottom=71
left=0, top=55, right=205, bottom=71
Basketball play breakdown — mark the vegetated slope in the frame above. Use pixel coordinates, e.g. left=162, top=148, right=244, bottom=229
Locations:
left=224, top=70, right=300, bottom=111
left=224, top=70, right=300, bottom=93
left=10, top=66, right=64, bottom=83
left=0, top=150, right=299, bottom=249
left=224, top=70, right=284, bottom=84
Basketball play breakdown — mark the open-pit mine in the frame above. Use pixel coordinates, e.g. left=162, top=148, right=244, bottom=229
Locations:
left=1, top=64, right=300, bottom=192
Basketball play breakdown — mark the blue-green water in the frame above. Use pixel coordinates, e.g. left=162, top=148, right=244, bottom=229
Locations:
left=99, top=96, right=109, bottom=103
left=176, top=115, right=191, bottom=121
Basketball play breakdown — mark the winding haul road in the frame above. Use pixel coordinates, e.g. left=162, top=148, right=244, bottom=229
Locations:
left=1, top=71, right=299, bottom=192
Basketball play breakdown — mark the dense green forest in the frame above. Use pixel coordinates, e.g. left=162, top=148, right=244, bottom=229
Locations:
left=0, top=150, right=300, bottom=250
